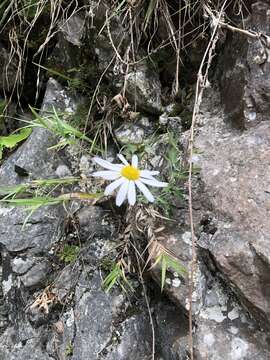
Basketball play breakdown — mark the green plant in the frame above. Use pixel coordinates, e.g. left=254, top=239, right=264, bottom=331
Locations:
left=149, top=242, right=186, bottom=291
left=155, top=132, right=187, bottom=216
left=0, top=128, right=32, bottom=160
left=102, top=260, right=133, bottom=293
left=0, top=177, right=80, bottom=200
left=24, top=106, right=100, bottom=152
left=65, top=341, right=74, bottom=356
left=59, top=244, right=80, bottom=264
left=0, top=177, right=101, bottom=226
left=2, top=196, right=64, bottom=207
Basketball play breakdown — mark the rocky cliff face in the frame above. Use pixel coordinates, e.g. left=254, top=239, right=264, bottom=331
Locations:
left=0, top=1, right=270, bottom=359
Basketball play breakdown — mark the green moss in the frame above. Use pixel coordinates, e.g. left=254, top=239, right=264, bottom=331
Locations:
left=100, top=256, right=115, bottom=272
left=58, top=244, right=80, bottom=264
left=65, top=341, right=74, bottom=357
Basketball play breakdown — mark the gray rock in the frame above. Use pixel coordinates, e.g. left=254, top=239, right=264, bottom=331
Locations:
left=0, top=205, right=61, bottom=252
left=11, top=257, right=34, bottom=275
left=154, top=299, right=189, bottom=360
left=220, top=2, right=270, bottom=129
left=20, top=260, right=51, bottom=288
left=52, top=270, right=152, bottom=360
left=55, top=164, right=72, bottom=177
left=76, top=205, right=114, bottom=241
left=0, top=79, right=80, bottom=357
left=159, top=113, right=169, bottom=125
left=60, top=14, right=85, bottom=47
left=106, top=312, right=152, bottom=360
left=0, top=317, right=55, bottom=360
left=90, top=2, right=129, bottom=73
left=114, top=117, right=154, bottom=145
left=195, top=278, right=270, bottom=360
left=41, top=77, right=78, bottom=114
left=0, top=133, right=152, bottom=360
left=195, top=89, right=270, bottom=327
left=51, top=14, right=87, bottom=72
left=126, top=65, right=163, bottom=114
left=153, top=247, right=270, bottom=359
left=52, top=263, right=80, bottom=302
left=0, top=264, right=8, bottom=335
left=159, top=113, right=183, bottom=133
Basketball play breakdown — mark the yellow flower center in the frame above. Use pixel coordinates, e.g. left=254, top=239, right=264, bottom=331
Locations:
left=121, top=165, right=140, bottom=181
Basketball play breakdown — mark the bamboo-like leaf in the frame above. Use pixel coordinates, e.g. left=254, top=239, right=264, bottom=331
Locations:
left=1, top=197, right=63, bottom=207
left=161, top=255, right=167, bottom=292
left=28, top=106, right=49, bottom=129
left=0, top=177, right=80, bottom=198
left=32, top=177, right=80, bottom=187
left=103, top=264, right=121, bottom=292
left=102, top=262, right=132, bottom=293
left=164, top=254, right=186, bottom=276
left=28, top=106, right=100, bottom=151
left=0, top=184, right=28, bottom=197
left=32, top=62, right=74, bottom=82
left=0, top=128, right=32, bottom=159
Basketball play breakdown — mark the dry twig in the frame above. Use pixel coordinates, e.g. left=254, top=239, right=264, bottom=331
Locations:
left=187, top=1, right=228, bottom=358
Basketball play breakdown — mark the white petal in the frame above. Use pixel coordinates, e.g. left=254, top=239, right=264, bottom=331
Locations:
left=116, top=180, right=129, bottom=206
left=140, top=170, right=160, bottom=179
left=132, top=154, right=138, bottom=168
left=94, top=157, right=122, bottom=171
left=117, top=154, right=129, bottom=165
left=104, top=178, right=125, bottom=195
left=135, top=180, right=154, bottom=203
left=92, top=170, right=120, bottom=180
left=127, top=181, right=136, bottom=206
left=140, top=178, right=168, bottom=188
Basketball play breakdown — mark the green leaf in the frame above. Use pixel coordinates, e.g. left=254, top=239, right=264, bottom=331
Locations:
left=32, top=63, right=74, bottom=82
left=164, top=254, right=186, bottom=276
left=28, top=106, right=100, bottom=152
left=0, top=184, right=28, bottom=198
left=32, top=177, right=80, bottom=187
left=1, top=196, right=63, bottom=207
left=0, top=128, right=32, bottom=159
left=102, top=262, right=133, bottom=293
left=0, top=177, right=80, bottom=199
left=161, top=255, right=167, bottom=292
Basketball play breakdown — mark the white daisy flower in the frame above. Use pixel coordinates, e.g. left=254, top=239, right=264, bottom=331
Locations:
left=92, top=154, right=168, bottom=206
